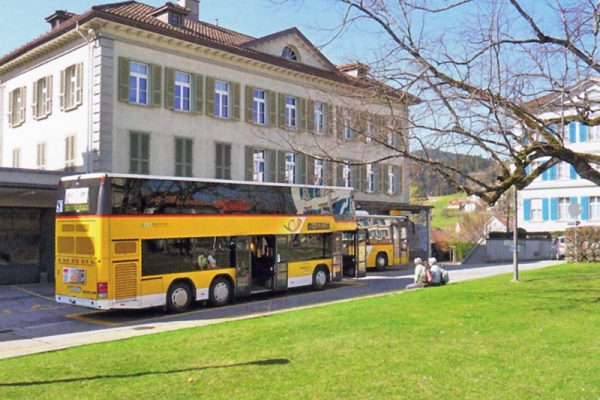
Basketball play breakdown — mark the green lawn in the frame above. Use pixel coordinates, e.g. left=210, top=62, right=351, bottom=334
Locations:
left=1, top=263, right=599, bottom=399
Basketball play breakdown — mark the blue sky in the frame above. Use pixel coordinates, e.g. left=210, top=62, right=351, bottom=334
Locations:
left=0, top=0, right=376, bottom=65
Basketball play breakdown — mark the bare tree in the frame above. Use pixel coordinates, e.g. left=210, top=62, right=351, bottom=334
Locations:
left=275, top=0, right=600, bottom=204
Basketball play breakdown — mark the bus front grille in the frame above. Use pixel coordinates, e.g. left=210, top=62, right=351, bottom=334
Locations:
left=114, top=263, right=137, bottom=300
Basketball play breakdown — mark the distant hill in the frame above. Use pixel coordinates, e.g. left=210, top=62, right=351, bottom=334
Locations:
left=409, top=150, right=498, bottom=197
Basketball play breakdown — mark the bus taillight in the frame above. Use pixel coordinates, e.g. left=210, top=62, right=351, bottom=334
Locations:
left=98, top=282, right=108, bottom=298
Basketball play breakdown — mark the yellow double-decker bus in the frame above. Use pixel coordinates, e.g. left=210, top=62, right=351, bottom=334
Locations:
left=55, top=173, right=361, bottom=312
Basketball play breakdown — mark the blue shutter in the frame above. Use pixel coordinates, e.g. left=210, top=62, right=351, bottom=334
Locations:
left=542, top=169, right=548, bottom=181
left=523, top=199, right=531, bottom=221
left=580, top=123, right=587, bottom=142
left=550, top=198, right=558, bottom=220
left=542, top=198, right=549, bottom=221
left=525, top=165, right=530, bottom=176
left=549, top=165, right=557, bottom=180
left=581, top=196, right=589, bottom=220
left=570, top=165, right=577, bottom=179
left=569, top=122, right=577, bottom=142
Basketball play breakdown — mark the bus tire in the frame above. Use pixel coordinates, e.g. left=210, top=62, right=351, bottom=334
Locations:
left=166, top=281, right=193, bottom=313
left=209, top=276, right=232, bottom=307
left=312, top=266, right=329, bottom=291
left=375, top=253, right=388, bottom=271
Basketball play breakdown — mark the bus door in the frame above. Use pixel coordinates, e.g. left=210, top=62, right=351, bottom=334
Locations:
left=331, top=232, right=343, bottom=282
left=392, top=223, right=402, bottom=265
left=274, top=236, right=288, bottom=291
left=235, top=237, right=252, bottom=297
left=355, top=229, right=367, bottom=278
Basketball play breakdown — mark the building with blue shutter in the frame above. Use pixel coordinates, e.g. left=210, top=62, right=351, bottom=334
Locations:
left=520, top=119, right=599, bottom=232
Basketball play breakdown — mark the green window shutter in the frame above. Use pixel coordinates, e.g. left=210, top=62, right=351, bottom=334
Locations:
left=379, top=163, right=386, bottom=194
left=205, top=76, right=215, bottom=116
left=336, top=107, right=343, bottom=138
left=175, top=138, right=193, bottom=177
left=307, top=156, right=315, bottom=185
left=151, top=64, right=162, bottom=107
left=298, top=153, right=307, bottom=184
left=245, top=146, right=254, bottom=181
left=175, top=138, right=183, bottom=176
left=118, top=58, right=130, bottom=103
left=278, top=93, right=286, bottom=128
left=323, top=161, right=330, bottom=186
left=232, top=82, right=241, bottom=121
left=268, top=149, right=277, bottom=182
left=141, top=133, right=150, bottom=174
left=7, top=90, right=13, bottom=127
left=245, top=85, right=254, bottom=123
left=216, top=143, right=232, bottom=179
left=32, top=80, right=38, bottom=120
left=277, top=150, right=286, bottom=183
left=130, top=132, right=150, bottom=174
left=396, top=166, right=403, bottom=195
left=326, top=104, right=334, bottom=136
left=359, top=165, right=367, bottom=192
left=299, top=97, right=307, bottom=131
left=164, top=67, right=175, bottom=111
left=307, top=100, right=315, bottom=132
left=269, top=91, right=277, bottom=127
left=215, top=143, right=223, bottom=178
left=194, top=74, right=204, bottom=115
left=336, top=163, right=343, bottom=186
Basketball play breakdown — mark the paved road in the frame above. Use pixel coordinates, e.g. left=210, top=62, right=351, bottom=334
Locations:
left=0, top=260, right=563, bottom=360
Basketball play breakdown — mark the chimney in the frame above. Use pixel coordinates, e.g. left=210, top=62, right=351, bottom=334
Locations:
left=338, top=62, right=371, bottom=79
left=45, top=10, right=76, bottom=29
left=178, top=0, right=200, bottom=21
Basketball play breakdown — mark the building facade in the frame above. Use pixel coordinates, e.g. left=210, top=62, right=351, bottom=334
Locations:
left=520, top=79, right=600, bottom=232
left=0, top=0, right=420, bottom=283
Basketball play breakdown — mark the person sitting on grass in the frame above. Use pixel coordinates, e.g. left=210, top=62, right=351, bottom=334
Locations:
left=428, top=257, right=442, bottom=286
left=405, top=257, right=429, bottom=289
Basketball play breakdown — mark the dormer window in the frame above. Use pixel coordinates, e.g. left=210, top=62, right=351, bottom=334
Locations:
left=282, top=46, right=298, bottom=61
left=169, top=13, right=181, bottom=26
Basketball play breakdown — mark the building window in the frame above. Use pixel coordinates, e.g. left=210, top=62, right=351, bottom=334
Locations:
left=129, top=62, right=148, bottom=105
left=214, top=80, right=229, bottom=118
left=285, top=153, right=297, bottom=184
left=285, top=96, right=297, bottom=129
left=343, top=109, right=355, bottom=139
left=387, top=166, right=396, bottom=194
left=558, top=197, right=570, bottom=220
left=531, top=198, right=543, bottom=221
left=8, top=87, right=26, bottom=127
left=12, top=148, right=20, bottom=168
left=589, top=126, right=600, bottom=141
left=557, top=162, right=570, bottom=180
left=367, top=164, right=375, bottom=192
left=282, top=46, right=298, bottom=61
left=65, top=135, right=76, bottom=171
left=253, top=89, right=266, bottom=125
left=61, top=63, right=83, bottom=111
left=169, top=13, right=181, bottom=25
left=314, top=159, right=324, bottom=186
left=130, top=131, right=150, bottom=174
left=37, top=143, right=47, bottom=170
left=215, top=142, right=231, bottom=179
left=175, top=138, right=193, bottom=177
left=343, top=165, right=353, bottom=188
left=590, top=197, right=600, bottom=220
left=253, top=149, right=266, bottom=182
left=174, top=72, right=191, bottom=112
left=33, top=76, right=52, bottom=119
left=314, top=102, right=325, bottom=135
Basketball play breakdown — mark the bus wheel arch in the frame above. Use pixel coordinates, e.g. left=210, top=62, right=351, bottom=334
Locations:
left=166, top=279, right=195, bottom=313
left=375, top=252, right=388, bottom=271
left=312, top=264, right=329, bottom=291
left=209, top=275, right=233, bottom=307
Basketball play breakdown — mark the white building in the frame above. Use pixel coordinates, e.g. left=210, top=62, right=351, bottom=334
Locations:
left=520, top=78, right=600, bottom=232
left=0, top=0, right=420, bottom=283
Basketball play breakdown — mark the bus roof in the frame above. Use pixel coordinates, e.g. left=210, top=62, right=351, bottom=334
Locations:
left=60, top=173, right=355, bottom=191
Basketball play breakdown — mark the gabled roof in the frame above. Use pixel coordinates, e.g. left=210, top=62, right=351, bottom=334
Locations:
left=239, top=27, right=337, bottom=72
left=523, top=76, right=600, bottom=110
left=0, top=1, right=420, bottom=105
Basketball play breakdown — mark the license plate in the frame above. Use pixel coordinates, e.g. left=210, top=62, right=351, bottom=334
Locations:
left=69, top=286, right=81, bottom=293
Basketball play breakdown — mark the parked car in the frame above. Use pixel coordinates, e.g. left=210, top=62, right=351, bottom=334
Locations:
left=551, top=236, right=566, bottom=260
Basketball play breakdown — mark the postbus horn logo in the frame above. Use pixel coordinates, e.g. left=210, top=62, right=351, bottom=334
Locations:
left=284, top=218, right=304, bottom=233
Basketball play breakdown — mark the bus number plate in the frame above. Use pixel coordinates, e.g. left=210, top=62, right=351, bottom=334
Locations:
left=69, top=286, right=82, bottom=293
left=63, top=268, right=86, bottom=284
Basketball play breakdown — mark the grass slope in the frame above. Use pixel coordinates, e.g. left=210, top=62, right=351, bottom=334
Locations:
left=1, top=263, right=599, bottom=399
left=427, top=193, right=466, bottom=230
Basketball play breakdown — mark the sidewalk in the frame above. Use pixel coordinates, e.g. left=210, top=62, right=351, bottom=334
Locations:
left=0, top=260, right=563, bottom=360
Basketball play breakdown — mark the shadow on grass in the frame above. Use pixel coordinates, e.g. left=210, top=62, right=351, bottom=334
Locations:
left=0, top=358, right=290, bottom=387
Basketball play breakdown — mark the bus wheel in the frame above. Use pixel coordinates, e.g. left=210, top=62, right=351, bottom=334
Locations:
left=210, top=277, right=232, bottom=307
left=375, top=253, right=388, bottom=271
left=166, top=282, right=192, bottom=313
left=312, top=267, right=328, bottom=291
